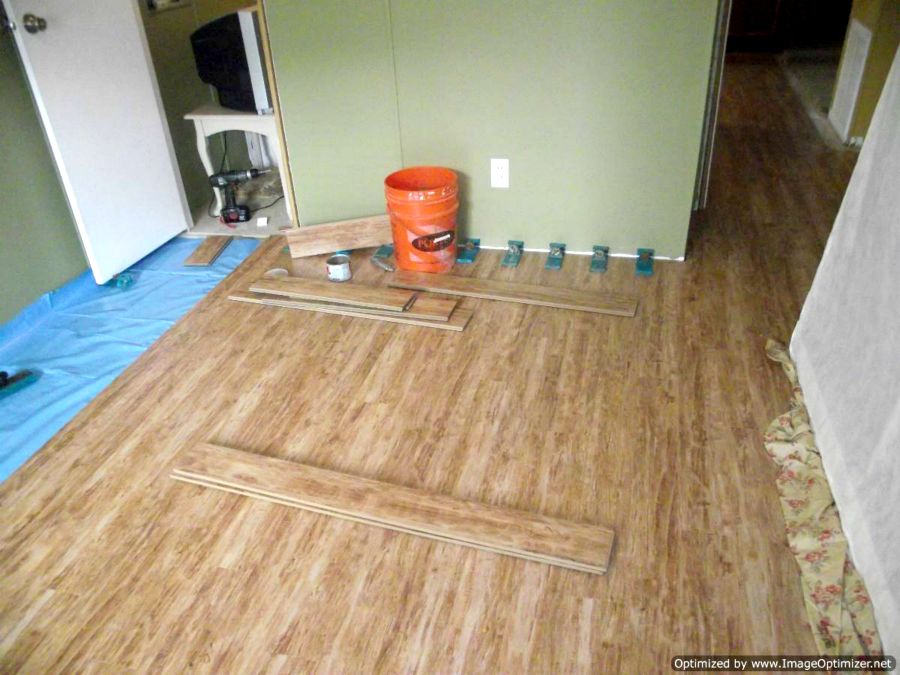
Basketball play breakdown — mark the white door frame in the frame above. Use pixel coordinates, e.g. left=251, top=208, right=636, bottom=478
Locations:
left=693, top=0, right=732, bottom=211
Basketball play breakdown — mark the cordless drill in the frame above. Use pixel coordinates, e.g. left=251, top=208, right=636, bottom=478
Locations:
left=209, top=168, right=270, bottom=225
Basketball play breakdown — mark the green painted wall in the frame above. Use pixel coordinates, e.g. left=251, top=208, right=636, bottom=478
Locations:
left=140, top=3, right=214, bottom=213
left=195, top=0, right=257, bottom=26
left=0, top=38, right=85, bottom=324
left=266, top=0, right=717, bottom=257
left=266, top=0, right=402, bottom=225
left=845, top=0, right=900, bottom=138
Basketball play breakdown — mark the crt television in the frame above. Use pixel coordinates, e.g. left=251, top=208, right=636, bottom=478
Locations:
left=190, top=10, right=272, bottom=114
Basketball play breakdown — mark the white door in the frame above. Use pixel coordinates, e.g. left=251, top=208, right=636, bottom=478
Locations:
left=3, top=0, right=190, bottom=284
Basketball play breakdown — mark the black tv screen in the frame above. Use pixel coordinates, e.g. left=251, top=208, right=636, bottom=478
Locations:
left=190, top=13, right=255, bottom=112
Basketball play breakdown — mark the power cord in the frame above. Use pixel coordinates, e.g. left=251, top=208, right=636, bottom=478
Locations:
left=254, top=194, right=284, bottom=211
left=206, top=133, right=230, bottom=218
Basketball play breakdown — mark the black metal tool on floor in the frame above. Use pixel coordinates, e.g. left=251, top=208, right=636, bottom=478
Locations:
left=209, top=168, right=270, bottom=226
left=0, top=369, right=40, bottom=400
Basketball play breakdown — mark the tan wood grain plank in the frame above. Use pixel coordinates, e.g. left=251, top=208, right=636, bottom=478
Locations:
left=172, top=475, right=605, bottom=574
left=388, top=270, right=638, bottom=316
left=250, top=276, right=415, bottom=311
left=284, top=214, right=392, bottom=258
left=184, top=236, right=233, bottom=266
left=232, top=290, right=457, bottom=321
left=229, top=291, right=472, bottom=331
left=172, top=444, right=614, bottom=574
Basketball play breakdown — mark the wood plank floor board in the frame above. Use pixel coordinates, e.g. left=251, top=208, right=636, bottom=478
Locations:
left=231, top=289, right=457, bottom=321
left=175, top=473, right=611, bottom=576
left=171, top=443, right=614, bottom=574
left=184, top=236, right=233, bottom=266
left=388, top=270, right=638, bottom=316
left=0, top=62, right=858, bottom=671
left=229, top=291, right=472, bottom=331
left=250, top=275, right=415, bottom=311
left=284, top=214, right=392, bottom=258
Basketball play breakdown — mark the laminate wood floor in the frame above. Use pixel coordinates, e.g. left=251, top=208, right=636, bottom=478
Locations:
left=0, top=60, right=856, bottom=672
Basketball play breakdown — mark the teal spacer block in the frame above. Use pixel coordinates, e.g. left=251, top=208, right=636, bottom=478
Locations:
left=456, top=238, right=480, bottom=264
left=502, top=240, right=524, bottom=268
left=591, top=245, right=610, bottom=273
left=373, top=244, right=394, bottom=260
left=105, top=272, right=135, bottom=289
left=545, top=243, right=565, bottom=270
left=636, top=248, right=655, bottom=276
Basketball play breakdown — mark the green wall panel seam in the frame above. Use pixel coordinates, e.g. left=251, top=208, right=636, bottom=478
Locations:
left=385, top=0, right=406, bottom=166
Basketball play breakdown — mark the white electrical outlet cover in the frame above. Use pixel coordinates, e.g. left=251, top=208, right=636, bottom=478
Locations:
left=490, top=158, right=509, bottom=189
left=256, top=216, right=269, bottom=228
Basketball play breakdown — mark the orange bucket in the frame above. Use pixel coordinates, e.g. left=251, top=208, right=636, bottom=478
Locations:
left=384, top=166, right=458, bottom=273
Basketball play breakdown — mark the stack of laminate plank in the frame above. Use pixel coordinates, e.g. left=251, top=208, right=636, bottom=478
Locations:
left=229, top=275, right=473, bottom=331
left=172, top=443, right=615, bottom=574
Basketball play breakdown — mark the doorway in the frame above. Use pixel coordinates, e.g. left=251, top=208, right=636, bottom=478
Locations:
left=137, top=0, right=298, bottom=238
left=729, top=0, right=854, bottom=148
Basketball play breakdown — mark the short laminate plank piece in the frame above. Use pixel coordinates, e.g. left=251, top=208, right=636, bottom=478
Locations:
left=228, top=292, right=472, bottom=332
left=250, top=276, right=415, bottom=312
left=389, top=270, right=638, bottom=317
left=172, top=444, right=615, bottom=574
left=232, top=290, right=457, bottom=321
left=284, top=214, right=392, bottom=258
left=184, top=236, right=233, bottom=266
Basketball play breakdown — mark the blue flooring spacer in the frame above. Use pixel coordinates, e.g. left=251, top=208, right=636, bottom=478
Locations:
left=591, top=245, right=610, bottom=273
left=545, top=243, right=565, bottom=270
left=456, top=238, right=480, bottom=264
left=636, top=248, right=655, bottom=276
left=105, top=272, right=135, bottom=289
left=373, top=244, right=394, bottom=260
left=502, top=240, right=524, bottom=268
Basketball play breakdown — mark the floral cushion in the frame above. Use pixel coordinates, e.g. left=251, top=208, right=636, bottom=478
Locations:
left=764, top=340, right=881, bottom=655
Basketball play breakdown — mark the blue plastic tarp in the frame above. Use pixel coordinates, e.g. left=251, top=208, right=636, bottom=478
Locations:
left=0, top=236, right=258, bottom=482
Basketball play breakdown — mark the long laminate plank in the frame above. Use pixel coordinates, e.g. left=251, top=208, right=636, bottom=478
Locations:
left=232, top=290, right=457, bottom=321
left=284, top=214, right=392, bottom=258
left=228, top=292, right=472, bottom=331
left=250, top=276, right=415, bottom=312
left=184, top=236, right=232, bottom=266
left=172, top=444, right=615, bottom=574
left=388, top=270, right=638, bottom=316
left=171, top=475, right=604, bottom=575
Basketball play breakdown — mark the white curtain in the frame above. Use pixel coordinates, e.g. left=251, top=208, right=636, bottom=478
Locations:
left=791, top=47, right=900, bottom=654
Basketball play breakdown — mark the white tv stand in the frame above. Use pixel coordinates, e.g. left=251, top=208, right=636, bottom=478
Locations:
left=185, top=103, right=292, bottom=221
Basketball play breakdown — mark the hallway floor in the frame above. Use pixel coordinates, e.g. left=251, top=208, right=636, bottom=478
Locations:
left=779, top=50, right=849, bottom=149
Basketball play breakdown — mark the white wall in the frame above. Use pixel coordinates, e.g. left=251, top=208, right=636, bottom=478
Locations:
left=792, top=47, right=900, bottom=654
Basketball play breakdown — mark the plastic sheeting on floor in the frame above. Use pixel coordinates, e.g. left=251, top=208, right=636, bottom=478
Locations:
left=791, top=48, right=900, bottom=655
left=0, top=236, right=258, bottom=483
